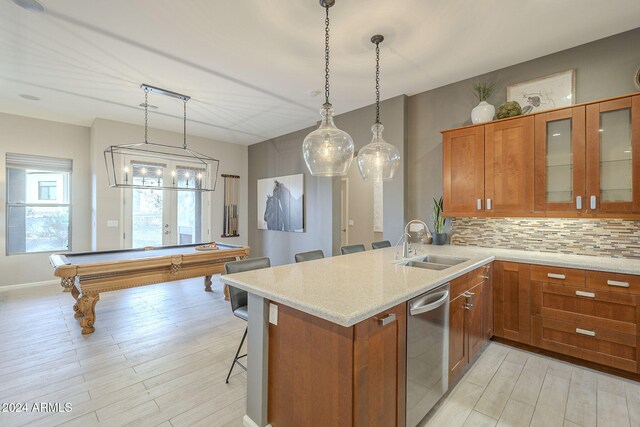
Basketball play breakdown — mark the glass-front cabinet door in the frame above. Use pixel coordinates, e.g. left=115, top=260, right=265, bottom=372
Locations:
left=586, top=95, right=640, bottom=213
left=534, top=106, right=585, bottom=212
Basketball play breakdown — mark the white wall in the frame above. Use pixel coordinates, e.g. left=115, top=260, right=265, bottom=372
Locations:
left=0, top=113, right=247, bottom=287
left=90, top=119, right=248, bottom=251
left=0, top=112, right=91, bottom=286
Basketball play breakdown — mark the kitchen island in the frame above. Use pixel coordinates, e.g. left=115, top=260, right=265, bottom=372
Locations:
left=221, top=245, right=640, bottom=427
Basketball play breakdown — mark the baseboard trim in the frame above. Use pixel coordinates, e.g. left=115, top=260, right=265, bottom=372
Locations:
left=242, top=415, right=270, bottom=427
left=0, top=279, right=58, bottom=292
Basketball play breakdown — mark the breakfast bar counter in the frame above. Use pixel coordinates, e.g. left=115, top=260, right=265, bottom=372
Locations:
left=221, top=245, right=640, bottom=427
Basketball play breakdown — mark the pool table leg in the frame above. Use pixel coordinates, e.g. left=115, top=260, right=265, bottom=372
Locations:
left=71, top=286, right=83, bottom=319
left=79, top=293, right=100, bottom=335
left=204, top=275, right=213, bottom=292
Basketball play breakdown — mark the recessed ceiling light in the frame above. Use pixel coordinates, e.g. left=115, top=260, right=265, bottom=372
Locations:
left=11, top=0, right=45, bottom=12
left=19, top=94, right=40, bottom=101
left=139, top=102, right=158, bottom=109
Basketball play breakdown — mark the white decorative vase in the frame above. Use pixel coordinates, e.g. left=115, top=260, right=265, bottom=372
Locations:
left=471, top=101, right=495, bottom=124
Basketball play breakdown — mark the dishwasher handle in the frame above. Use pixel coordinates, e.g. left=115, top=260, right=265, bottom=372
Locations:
left=410, top=290, right=449, bottom=316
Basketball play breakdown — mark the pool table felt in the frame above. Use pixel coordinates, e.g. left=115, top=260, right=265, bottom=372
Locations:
left=59, top=243, right=242, bottom=265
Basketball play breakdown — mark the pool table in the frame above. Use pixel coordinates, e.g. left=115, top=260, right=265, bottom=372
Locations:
left=50, top=242, right=249, bottom=334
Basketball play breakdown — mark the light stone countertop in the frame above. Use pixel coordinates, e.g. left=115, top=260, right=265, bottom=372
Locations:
left=220, top=245, right=640, bottom=328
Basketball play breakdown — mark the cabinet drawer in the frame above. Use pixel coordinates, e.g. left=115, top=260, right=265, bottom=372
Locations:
left=533, top=282, right=637, bottom=335
left=586, top=271, right=640, bottom=295
left=468, top=264, right=490, bottom=288
left=531, top=316, right=638, bottom=373
left=450, top=274, right=470, bottom=301
left=530, top=265, right=585, bottom=287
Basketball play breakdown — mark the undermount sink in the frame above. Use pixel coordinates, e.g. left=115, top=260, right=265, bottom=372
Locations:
left=404, top=255, right=470, bottom=271
left=404, top=261, right=451, bottom=270
left=416, top=255, right=469, bottom=266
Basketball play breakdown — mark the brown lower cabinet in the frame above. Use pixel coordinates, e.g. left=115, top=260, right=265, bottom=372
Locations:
left=493, top=261, right=531, bottom=344
left=529, top=265, right=640, bottom=373
left=497, top=262, right=640, bottom=374
left=267, top=302, right=406, bottom=426
left=449, top=264, right=493, bottom=385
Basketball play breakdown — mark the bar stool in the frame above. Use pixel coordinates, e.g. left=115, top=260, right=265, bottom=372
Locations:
left=341, top=244, right=365, bottom=255
left=223, top=257, right=271, bottom=383
left=295, top=249, right=325, bottom=263
left=372, top=240, right=391, bottom=250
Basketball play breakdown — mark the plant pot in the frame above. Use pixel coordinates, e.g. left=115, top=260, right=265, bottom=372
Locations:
left=432, top=233, right=447, bottom=245
left=471, top=101, right=495, bottom=124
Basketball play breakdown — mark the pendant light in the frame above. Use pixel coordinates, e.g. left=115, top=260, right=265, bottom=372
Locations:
left=302, top=0, right=354, bottom=177
left=357, top=35, right=400, bottom=182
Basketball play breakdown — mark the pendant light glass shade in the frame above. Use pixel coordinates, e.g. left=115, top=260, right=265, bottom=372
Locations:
left=302, top=0, right=354, bottom=177
left=357, top=34, right=400, bottom=182
left=357, top=122, right=400, bottom=181
left=303, top=104, right=354, bottom=176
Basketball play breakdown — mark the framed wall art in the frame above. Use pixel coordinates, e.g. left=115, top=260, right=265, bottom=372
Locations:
left=257, top=174, right=304, bottom=232
left=507, top=69, right=575, bottom=114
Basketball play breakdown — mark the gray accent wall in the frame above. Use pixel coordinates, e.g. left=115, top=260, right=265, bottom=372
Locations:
left=248, top=96, right=407, bottom=264
left=407, top=27, right=640, bottom=224
left=248, top=28, right=640, bottom=264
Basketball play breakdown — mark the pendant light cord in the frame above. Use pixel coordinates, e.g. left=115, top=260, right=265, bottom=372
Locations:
left=183, top=99, right=187, bottom=149
left=144, top=88, right=149, bottom=144
left=324, top=5, right=330, bottom=106
left=375, top=40, right=381, bottom=124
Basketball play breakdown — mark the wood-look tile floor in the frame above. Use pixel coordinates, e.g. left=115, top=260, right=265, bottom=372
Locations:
left=426, top=342, right=640, bottom=427
left=0, top=277, right=247, bottom=427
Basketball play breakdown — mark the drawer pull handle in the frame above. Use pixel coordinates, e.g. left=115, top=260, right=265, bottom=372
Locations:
left=576, top=328, right=595, bottom=337
left=607, top=280, right=630, bottom=288
left=547, top=273, right=566, bottom=280
left=575, top=291, right=595, bottom=298
left=378, top=313, right=396, bottom=326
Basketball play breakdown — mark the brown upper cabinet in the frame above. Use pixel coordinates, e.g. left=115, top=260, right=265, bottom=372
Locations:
left=586, top=96, right=640, bottom=213
left=443, top=126, right=485, bottom=213
left=442, top=93, right=640, bottom=218
left=534, top=106, right=586, bottom=212
left=485, top=117, right=535, bottom=213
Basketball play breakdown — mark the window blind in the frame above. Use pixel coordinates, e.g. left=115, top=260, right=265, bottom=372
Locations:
left=6, top=153, right=73, bottom=172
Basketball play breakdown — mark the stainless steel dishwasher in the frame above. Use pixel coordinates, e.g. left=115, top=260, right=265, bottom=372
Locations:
left=406, top=283, right=450, bottom=427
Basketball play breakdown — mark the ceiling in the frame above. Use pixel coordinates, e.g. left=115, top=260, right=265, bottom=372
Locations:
left=1, top=0, right=639, bottom=145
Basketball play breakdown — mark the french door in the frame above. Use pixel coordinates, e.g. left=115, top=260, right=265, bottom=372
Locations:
left=123, top=159, right=210, bottom=248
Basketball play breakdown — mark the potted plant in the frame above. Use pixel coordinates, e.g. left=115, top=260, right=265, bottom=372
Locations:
left=432, top=196, right=446, bottom=245
left=471, top=82, right=496, bottom=124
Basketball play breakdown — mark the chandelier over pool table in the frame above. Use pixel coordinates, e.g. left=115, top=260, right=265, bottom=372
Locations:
left=104, top=84, right=219, bottom=192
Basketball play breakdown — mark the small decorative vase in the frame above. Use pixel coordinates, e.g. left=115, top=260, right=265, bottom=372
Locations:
left=471, top=101, right=495, bottom=124
left=432, top=233, right=447, bottom=245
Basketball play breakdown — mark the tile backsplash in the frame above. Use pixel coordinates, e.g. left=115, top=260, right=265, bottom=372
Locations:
left=451, top=217, right=640, bottom=259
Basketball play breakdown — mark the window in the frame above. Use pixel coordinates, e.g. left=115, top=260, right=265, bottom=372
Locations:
left=6, top=153, right=72, bottom=254
left=38, top=181, right=57, bottom=200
